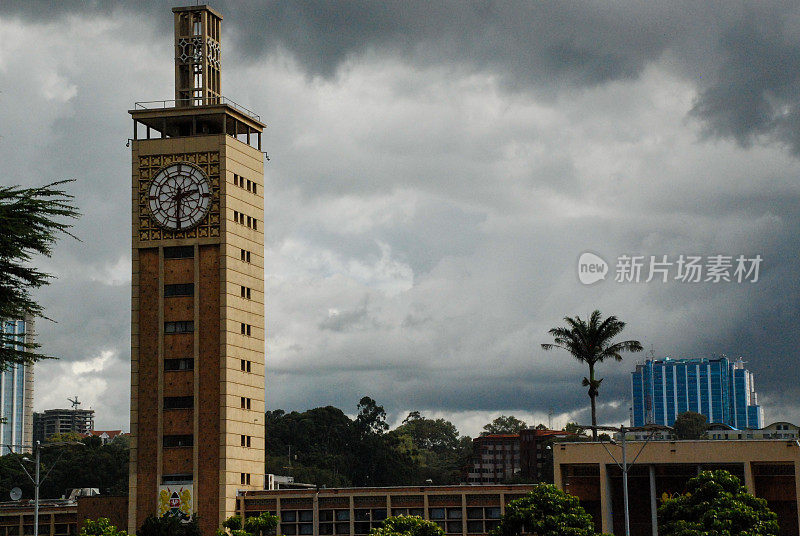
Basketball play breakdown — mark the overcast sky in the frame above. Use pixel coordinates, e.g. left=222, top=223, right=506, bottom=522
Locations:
left=1, top=1, right=799, bottom=436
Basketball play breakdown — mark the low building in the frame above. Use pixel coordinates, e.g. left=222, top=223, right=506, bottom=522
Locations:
left=554, top=439, right=800, bottom=536
left=707, top=421, right=800, bottom=440
left=519, top=428, right=573, bottom=483
left=466, top=434, right=521, bottom=483
left=0, top=496, right=127, bottom=536
left=237, top=485, right=535, bottom=536
left=82, top=430, right=125, bottom=445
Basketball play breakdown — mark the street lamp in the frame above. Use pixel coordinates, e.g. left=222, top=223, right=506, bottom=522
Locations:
left=13, top=440, right=84, bottom=536
left=577, top=424, right=672, bottom=536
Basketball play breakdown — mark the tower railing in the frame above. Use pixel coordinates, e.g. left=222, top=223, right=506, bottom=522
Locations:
left=133, top=96, right=261, bottom=122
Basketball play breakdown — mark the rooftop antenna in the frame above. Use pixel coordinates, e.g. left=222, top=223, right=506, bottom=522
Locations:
left=67, top=396, right=80, bottom=410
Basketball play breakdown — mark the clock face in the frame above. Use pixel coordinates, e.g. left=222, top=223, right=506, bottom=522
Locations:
left=148, top=163, right=212, bottom=231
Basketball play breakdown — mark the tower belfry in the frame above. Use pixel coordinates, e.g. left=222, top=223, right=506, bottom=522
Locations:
left=128, top=5, right=266, bottom=535
left=173, top=6, right=222, bottom=106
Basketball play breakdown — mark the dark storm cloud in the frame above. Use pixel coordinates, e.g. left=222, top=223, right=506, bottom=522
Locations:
left=3, top=1, right=800, bottom=434
left=6, top=2, right=800, bottom=151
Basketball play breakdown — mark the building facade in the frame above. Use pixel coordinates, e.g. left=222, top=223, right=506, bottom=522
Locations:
left=128, top=5, right=266, bottom=535
left=237, top=485, right=536, bottom=536
left=554, top=440, right=800, bottom=536
left=33, top=409, right=95, bottom=443
left=519, top=428, right=572, bottom=482
left=466, top=435, right=521, bottom=484
left=0, top=319, right=34, bottom=454
left=706, top=421, right=799, bottom=440
left=0, top=496, right=128, bottom=536
left=631, top=357, right=764, bottom=428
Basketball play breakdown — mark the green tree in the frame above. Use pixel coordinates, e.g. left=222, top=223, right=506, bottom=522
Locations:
left=658, top=470, right=779, bottom=536
left=355, top=396, right=389, bottom=435
left=0, top=438, right=130, bottom=500
left=137, top=515, right=201, bottom=536
left=0, top=181, right=79, bottom=365
left=218, top=513, right=278, bottom=536
left=481, top=415, right=527, bottom=435
left=81, top=518, right=127, bottom=536
left=369, top=516, right=444, bottom=536
left=489, top=485, right=604, bottom=536
left=563, top=422, right=586, bottom=436
left=390, top=412, right=467, bottom=484
left=672, top=411, right=708, bottom=440
left=541, top=311, right=642, bottom=439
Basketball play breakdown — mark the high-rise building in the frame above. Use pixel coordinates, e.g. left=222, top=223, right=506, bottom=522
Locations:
left=33, top=408, right=95, bottom=443
left=128, top=5, right=266, bottom=535
left=631, top=356, right=763, bottom=429
left=0, top=319, right=35, bottom=454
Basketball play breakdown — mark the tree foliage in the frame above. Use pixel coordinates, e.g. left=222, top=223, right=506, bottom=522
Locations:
left=265, top=401, right=472, bottom=488
left=481, top=415, right=527, bottom=436
left=218, top=513, right=278, bottom=536
left=541, top=311, right=642, bottom=439
left=81, top=518, right=127, bottom=536
left=659, top=470, right=779, bottom=536
left=390, top=413, right=471, bottom=485
left=489, top=485, right=605, bottom=536
left=563, top=422, right=586, bottom=436
left=672, top=411, right=708, bottom=440
left=0, top=436, right=128, bottom=500
left=137, top=515, right=201, bottom=536
left=369, top=516, right=444, bottom=536
left=0, top=181, right=79, bottom=365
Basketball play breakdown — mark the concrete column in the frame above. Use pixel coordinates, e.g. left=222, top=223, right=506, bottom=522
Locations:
left=312, top=492, right=319, bottom=536
left=349, top=496, right=355, bottom=535
left=649, top=465, right=658, bottom=536
left=795, top=458, right=800, bottom=536
left=599, top=464, right=613, bottom=535
left=743, top=462, right=755, bottom=494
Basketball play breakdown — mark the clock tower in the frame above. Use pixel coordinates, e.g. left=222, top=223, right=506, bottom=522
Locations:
left=128, top=5, right=266, bottom=535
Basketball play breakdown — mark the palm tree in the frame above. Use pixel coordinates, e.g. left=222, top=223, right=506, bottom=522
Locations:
left=541, top=310, right=642, bottom=440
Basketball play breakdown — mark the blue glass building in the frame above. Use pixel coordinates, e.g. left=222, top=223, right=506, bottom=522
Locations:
left=0, top=319, right=34, bottom=454
left=631, top=356, right=763, bottom=429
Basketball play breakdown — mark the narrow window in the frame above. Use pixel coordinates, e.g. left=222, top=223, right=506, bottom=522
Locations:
left=252, top=219, right=257, bottom=231
left=240, top=249, right=246, bottom=261
left=164, top=283, right=194, bottom=297
left=240, top=323, right=246, bottom=335
left=163, top=396, right=194, bottom=409
left=165, top=358, right=194, bottom=371
left=252, top=183, right=257, bottom=195
left=163, top=434, right=193, bottom=448
left=164, top=246, right=194, bottom=259
left=165, top=321, right=194, bottom=334
left=240, top=359, right=247, bottom=371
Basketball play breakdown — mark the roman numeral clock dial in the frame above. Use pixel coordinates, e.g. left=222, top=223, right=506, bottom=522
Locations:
left=147, top=162, right=212, bottom=230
